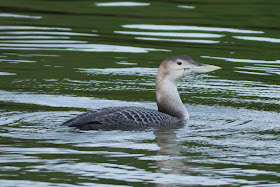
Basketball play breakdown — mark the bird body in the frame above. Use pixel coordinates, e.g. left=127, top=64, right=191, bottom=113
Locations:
left=61, top=106, right=182, bottom=130
left=61, top=55, right=220, bottom=130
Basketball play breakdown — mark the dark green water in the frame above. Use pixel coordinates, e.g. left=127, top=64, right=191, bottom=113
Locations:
left=0, top=0, right=279, bottom=186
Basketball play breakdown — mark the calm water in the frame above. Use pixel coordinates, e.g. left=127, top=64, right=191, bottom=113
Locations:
left=0, top=0, right=280, bottom=186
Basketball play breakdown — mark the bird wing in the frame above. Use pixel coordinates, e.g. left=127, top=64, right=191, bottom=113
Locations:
left=61, top=106, right=178, bottom=130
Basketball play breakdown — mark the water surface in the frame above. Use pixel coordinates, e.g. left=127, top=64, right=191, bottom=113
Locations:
left=0, top=0, right=279, bottom=186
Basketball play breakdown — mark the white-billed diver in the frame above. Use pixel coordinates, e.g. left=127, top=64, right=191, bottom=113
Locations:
left=61, top=55, right=221, bottom=130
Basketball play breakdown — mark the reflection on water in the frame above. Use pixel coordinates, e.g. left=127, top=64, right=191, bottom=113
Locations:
left=0, top=0, right=280, bottom=186
left=0, top=104, right=279, bottom=186
left=77, top=67, right=158, bottom=76
left=0, top=43, right=169, bottom=53
left=122, top=24, right=264, bottom=33
left=0, top=36, right=70, bottom=39
left=0, top=31, right=98, bottom=36
left=116, top=30, right=223, bottom=43
left=233, top=36, right=280, bottom=43
left=0, top=90, right=143, bottom=109
left=0, top=25, right=170, bottom=52
left=236, top=65, right=280, bottom=76
left=201, top=56, right=280, bottom=78
left=3, top=53, right=60, bottom=57
left=201, top=56, right=280, bottom=64
left=0, top=40, right=88, bottom=43
left=177, top=5, right=195, bottom=9
left=118, top=23, right=265, bottom=45
left=115, top=31, right=224, bottom=38
left=0, top=26, right=71, bottom=30
left=95, top=2, right=150, bottom=7
left=115, top=61, right=137, bottom=65
left=0, top=72, right=16, bottom=75
left=0, top=59, right=36, bottom=63
left=0, top=13, right=42, bottom=19
left=135, top=37, right=220, bottom=44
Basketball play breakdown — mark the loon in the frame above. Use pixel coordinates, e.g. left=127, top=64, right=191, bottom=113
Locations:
left=61, top=55, right=220, bottom=130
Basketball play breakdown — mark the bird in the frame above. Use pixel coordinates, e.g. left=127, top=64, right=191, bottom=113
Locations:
left=61, top=55, right=221, bottom=130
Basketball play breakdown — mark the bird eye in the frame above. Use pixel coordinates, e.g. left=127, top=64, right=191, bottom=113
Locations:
left=177, top=61, right=182, bottom=65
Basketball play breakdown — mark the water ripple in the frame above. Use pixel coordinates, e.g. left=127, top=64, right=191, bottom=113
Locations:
left=0, top=40, right=88, bottom=44
left=0, top=72, right=16, bottom=75
left=122, top=24, right=264, bottom=33
left=115, top=31, right=224, bottom=38
left=95, top=2, right=150, bottom=7
left=233, top=36, right=280, bottom=43
left=0, top=13, right=41, bottom=19
left=177, top=5, right=195, bottom=9
left=27, top=162, right=250, bottom=185
left=0, top=26, right=71, bottom=30
left=136, top=37, right=220, bottom=44
left=201, top=56, right=280, bottom=64
left=77, top=67, right=157, bottom=76
left=0, top=44, right=169, bottom=53
left=0, top=31, right=98, bottom=36
left=235, top=65, right=280, bottom=75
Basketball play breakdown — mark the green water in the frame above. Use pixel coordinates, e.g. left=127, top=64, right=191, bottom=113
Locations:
left=0, top=0, right=279, bottom=186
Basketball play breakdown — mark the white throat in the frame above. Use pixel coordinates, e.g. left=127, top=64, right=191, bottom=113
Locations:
left=156, top=71, right=189, bottom=120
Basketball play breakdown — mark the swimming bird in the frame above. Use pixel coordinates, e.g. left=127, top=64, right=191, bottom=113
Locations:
left=61, top=55, right=220, bottom=130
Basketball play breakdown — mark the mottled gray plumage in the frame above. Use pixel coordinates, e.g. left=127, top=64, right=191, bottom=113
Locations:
left=61, top=106, right=180, bottom=130
left=61, top=55, right=220, bottom=130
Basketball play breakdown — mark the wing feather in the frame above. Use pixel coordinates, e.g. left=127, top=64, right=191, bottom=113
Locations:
left=61, top=106, right=180, bottom=130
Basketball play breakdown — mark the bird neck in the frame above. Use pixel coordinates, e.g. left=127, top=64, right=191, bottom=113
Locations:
left=156, top=73, right=189, bottom=120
